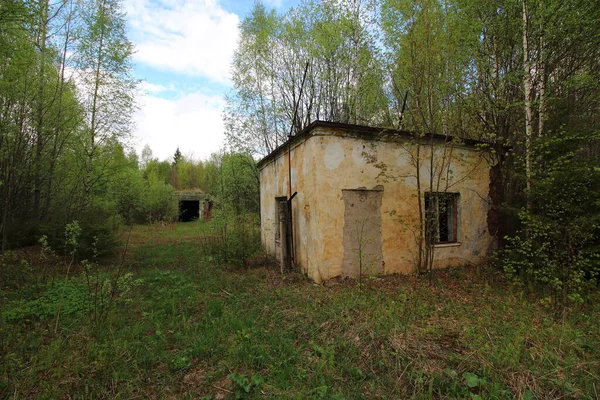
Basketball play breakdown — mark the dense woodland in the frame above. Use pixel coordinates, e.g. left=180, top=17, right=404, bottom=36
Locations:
left=0, top=0, right=259, bottom=254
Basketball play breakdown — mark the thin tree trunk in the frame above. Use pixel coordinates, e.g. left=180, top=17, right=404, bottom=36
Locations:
left=415, top=140, right=424, bottom=273
left=522, top=0, right=534, bottom=210
left=45, top=5, right=71, bottom=219
left=538, top=38, right=546, bottom=138
left=538, top=0, right=546, bottom=139
left=34, top=0, right=49, bottom=219
left=1, top=172, right=13, bottom=252
left=87, top=0, right=106, bottom=202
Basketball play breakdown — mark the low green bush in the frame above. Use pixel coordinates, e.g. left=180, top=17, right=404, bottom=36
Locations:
left=205, top=211, right=261, bottom=268
left=139, top=179, right=177, bottom=223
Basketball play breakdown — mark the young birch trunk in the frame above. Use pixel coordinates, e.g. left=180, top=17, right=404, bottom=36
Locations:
left=416, top=140, right=424, bottom=273
left=427, top=131, right=435, bottom=284
left=537, top=0, right=546, bottom=139
left=522, top=0, right=534, bottom=210
left=538, top=37, right=546, bottom=138
left=86, top=3, right=106, bottom=203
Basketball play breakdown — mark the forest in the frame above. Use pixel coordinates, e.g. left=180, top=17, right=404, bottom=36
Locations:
left=0, top=0, right=259, bottom=253
left=1, top=0, right=599, bottom=398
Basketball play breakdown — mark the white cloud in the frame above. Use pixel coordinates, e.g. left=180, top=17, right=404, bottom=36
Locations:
left=125, top=0, right=240, bottom=83
left=133, top=91, right=226, bottom=161
left=139, top=81, right=169, bottom=94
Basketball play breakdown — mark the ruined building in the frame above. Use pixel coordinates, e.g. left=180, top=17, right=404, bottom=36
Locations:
left=258, top=121, right=498, bottom=282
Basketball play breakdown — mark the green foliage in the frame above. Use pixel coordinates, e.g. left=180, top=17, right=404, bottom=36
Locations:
left=228, top=372, right=264, bottom=399
left=219, top=153, right=259, bottom=215
left=1, top=223, right=599, bottom=398
left=140, top=179, right=177, bottom=223
left=64, top=221, right=82, bottom=256
left=55, top=210, right=120, bottom=260
left=0, top=0, right=139, bottom=252
left=500, top=131, right=600, bottom=305
left=207, top=211, right=261, bottom=268
left=463, top=372, right=486, bottom=388
left=0, top=251, right=34, bottom=289
left=172, top=147, right=183, bottom=166
left=3, top=279, right=89, bottom=322
left=109, top=166, right=146, bottom=223
left=144, top=158, right=172, bottom=184
left=88, top=144, right=177, bottom=226
left=225, top=0, right=387, bottom=156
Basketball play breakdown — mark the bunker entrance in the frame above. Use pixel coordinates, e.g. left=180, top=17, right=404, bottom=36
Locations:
left=179, top=200, right=200, bottom=222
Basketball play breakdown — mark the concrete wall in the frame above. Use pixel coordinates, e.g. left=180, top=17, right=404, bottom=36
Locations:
left=260, top=126, right=495, bottom=282
left=259, top=135, right=320, bottom=277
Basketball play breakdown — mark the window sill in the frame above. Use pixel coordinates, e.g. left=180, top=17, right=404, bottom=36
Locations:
left=433, top=242, right=462, bottom=248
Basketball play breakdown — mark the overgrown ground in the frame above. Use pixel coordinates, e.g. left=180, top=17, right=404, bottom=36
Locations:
left=1, top=222, right=599, bottom=399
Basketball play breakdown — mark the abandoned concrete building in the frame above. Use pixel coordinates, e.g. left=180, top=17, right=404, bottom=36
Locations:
left=174, top=191, right=213, bottom=222
left=258, top=120, right=498, bottom=283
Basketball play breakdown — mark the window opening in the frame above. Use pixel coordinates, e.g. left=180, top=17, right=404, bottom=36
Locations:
left=425, top=192, right=459, bottom=244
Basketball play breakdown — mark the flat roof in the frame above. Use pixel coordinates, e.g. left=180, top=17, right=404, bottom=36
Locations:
left=257, top=120, right=493, bottom=169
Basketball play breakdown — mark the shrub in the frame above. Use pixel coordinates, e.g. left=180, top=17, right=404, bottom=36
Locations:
left=499, top=131, right=600, bottom=306
left=139, top=179, right=177, bottom=223
left=207, top=210, right=261, bottom=268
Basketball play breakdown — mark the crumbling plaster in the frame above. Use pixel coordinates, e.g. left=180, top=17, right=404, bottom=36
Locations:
left=259, top=125, right=494, bottom=282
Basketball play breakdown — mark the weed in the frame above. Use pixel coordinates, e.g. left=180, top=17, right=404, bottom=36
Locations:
left=1, top=222, right=598, bottom=399
left=228, top=372, right=263, bottom=399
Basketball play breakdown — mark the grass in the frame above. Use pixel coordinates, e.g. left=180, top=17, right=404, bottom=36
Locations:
left=1, top=220, right=599, bottom=399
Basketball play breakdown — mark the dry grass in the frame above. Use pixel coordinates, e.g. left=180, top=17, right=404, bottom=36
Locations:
left=1, top=222, right=599, bottom=399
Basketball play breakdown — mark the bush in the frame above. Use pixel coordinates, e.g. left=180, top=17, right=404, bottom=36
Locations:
left=499, top=131, right=600, bottom=306
left=139, top=179, right=177, bottom=224
left=499, top=210, right=599, bottom=305
left=207, top=210, right=261, bottom=268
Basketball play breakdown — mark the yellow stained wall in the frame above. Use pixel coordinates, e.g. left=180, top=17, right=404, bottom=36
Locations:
left=260, top=135, right=320, bottom=277
left=259, top=126, right=495, bottom=282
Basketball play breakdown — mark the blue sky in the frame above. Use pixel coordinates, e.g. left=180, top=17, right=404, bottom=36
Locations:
left=123, top=0, right=299, bottom=162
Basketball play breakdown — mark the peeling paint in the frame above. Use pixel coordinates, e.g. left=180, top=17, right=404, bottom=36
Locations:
left=324, top=142, right=344, bottom=170
left=259, top=125, right=495, bottom=282
left=352, top=145, right=366, bottom=166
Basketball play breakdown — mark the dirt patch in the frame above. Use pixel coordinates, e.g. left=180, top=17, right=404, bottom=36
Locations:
left=389, top=326, right=465, bottom=374
left=211, top=375, right=233, bottom=400
left=181, top=365, right=207, bottom=390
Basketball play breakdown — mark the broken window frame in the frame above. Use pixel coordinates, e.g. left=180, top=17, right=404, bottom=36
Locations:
left=424, top=192, right=459, bottom=245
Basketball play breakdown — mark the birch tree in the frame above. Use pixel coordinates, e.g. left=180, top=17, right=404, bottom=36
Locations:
left=74, top=0, right=136, bottom=202
left=380, top=0, right=473, bottom=275
left=225, top=0, right=386, bottom=157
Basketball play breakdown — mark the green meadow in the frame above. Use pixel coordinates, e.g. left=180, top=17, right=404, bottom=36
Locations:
left=1, top=221, right=599, bottom=399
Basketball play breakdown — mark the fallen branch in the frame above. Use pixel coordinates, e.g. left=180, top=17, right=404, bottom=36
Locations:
left=212, top=385, right=233, bottom=394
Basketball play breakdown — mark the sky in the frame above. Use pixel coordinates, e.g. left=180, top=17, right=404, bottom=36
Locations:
left=123, top=0, right=298, bottom=163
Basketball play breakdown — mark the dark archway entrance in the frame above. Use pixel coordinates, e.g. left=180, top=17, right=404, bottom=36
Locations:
left=179, top=200, right=200, bottom=222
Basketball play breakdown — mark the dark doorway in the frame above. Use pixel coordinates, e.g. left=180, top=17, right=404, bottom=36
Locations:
left=179, top=200, right=200, bottom=222
left=275, top=197, right=291, bottom=273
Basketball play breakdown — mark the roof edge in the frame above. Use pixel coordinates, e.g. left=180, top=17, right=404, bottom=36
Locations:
left=256, top=120, right=494, bottom=170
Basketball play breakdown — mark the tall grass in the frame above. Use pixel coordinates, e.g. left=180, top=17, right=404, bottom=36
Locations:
left=1, top=221, right=598, bottom=399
